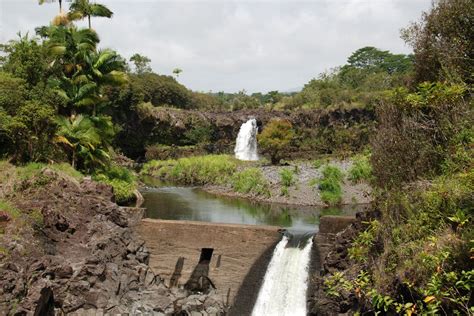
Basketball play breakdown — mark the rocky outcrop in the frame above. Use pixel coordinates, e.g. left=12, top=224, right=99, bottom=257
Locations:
left=119, top=106, right=375, bottom=159
left=307, top=214, right=366, bottom=316
left=0, top=169, right=225, bottom=315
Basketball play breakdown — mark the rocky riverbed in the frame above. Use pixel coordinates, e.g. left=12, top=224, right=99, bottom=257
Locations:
left=0, top=167, right=225, bottom=315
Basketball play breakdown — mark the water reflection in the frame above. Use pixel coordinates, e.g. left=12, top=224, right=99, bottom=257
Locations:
left=141, top=186, right=365, bottom=233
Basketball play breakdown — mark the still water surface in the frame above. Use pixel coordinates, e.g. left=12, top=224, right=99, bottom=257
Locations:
left=142, top=185, right=366, bottom=232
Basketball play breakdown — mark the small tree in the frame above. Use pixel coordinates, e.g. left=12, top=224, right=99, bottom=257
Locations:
left=173, top=68, right=183, bottom=78
left=130, top=53, right=152, bottom=74
left=258, top=119, right=295, bottom=165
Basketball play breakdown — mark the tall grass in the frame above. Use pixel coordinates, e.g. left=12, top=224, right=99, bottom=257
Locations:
left=280, top=168, right=295, bottom=187
left=141, top=155, right=237, bottom=185
left=232, top=168, right=271, bottom=197
left=318, top=165, right=344, bottom=206
left=348, top=154, right=372, bottom=183
left=279, top=168, right=296, bottom=196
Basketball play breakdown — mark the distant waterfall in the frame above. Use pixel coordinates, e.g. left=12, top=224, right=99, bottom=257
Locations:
left=252, top=233, right=313, bottom=316
left=234, top=118, right=259, bottom=161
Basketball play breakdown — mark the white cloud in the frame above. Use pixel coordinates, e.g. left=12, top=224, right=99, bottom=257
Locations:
left=0, top=0, right=431, bottom=92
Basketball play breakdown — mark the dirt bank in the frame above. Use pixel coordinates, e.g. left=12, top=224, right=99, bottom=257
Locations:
left=204, top=160, right=372, bottom=207
left=0, top=166, right=225, bottom=315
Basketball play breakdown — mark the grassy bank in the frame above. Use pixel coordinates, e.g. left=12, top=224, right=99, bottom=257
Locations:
left=0, top=160, right=137, bottom=205
left=141, top=155, right=239, bottom=185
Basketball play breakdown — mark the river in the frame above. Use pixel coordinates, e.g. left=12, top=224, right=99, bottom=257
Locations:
left=141, top=185, right=364, bottom=232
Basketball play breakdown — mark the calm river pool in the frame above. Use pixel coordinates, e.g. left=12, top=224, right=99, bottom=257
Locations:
left=141, top=185, right=367, bottom=232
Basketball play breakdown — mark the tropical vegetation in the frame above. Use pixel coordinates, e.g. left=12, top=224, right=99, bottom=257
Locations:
left=0, top=0, right=472, bottom=314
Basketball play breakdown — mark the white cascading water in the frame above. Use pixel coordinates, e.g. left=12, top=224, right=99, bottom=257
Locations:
left=234, top=118, right=259, bottom=161
left=252, top=234, right=313, bottom=316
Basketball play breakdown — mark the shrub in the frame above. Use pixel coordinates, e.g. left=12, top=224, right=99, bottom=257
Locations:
left=348, top=154, right=372, bottom=183
left=101, top=164, right=135, bottom=183
left=322, top=165, right=344, bottom=181
left=317, top=165, right=344, bottom=206
left=348, top=220, right=380, bottom=263
left=232, top=168, right=271, bottom=197
left=371, top=83, right=471, bottom=187
left=98, top=176, right=136, bottom=204
left=324, top=272, right=353, bottom=298
left=141, top=155, right=237, bottom=185
left=184, top=125, right=214, bottom=145
left=280, top=168, right=295, bottom=187
left=258, top=119, right=295, bottom=165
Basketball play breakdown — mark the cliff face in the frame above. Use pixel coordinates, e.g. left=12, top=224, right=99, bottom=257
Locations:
left=0, top=168, right=225, bottom=315
left=117, top=106, right=375, bottom=159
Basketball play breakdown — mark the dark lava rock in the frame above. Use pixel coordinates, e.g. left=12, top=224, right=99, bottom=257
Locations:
left=0, top=169, right=226, bottom=315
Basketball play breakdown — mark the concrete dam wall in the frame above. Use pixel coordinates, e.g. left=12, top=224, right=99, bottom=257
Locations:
left=138, top=219, right=282, bottom=310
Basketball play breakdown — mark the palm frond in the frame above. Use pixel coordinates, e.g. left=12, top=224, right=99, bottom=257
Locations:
left=74, top=82, right=97, bottom=101
left=102, top=71, right=128, bottom=85
left=90, top=3, right=113, bottom=18
left=54, top=135, right=74, bottom=147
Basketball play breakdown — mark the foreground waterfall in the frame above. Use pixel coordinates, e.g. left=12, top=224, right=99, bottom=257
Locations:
left=252, top=234, right=313, bottom=316
left=234, top=118, right=259, bottom=161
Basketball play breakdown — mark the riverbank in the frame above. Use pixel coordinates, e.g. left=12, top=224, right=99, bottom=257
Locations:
left=0, top=162, right=225, bottom=314
left=204, top=160, right=372, bottom=207
left=142, top=155, right=373, bottom=208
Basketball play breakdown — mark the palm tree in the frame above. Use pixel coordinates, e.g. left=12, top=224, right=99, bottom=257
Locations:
left=55, top=114, right=102, bottom=169
left=40, top=25, right=127, bottom=116
left=87, top=49, right=128, bottom=115
left=41, top=25, right=99, bottom=71
left=40, top=25, right=99, bottom=114
left=68, top=0, right=113, bottom=29
left=55, top=114, right=114, bottom=170
left=38, top=0, right=71, bottom=13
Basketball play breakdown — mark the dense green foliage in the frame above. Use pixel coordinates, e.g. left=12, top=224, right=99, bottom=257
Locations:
left=0, top=4, right=136, bottom=202
left=276, top=47, right=412, bottom=111
left=371, top=82, right=471, bottom=188
left=402, top=0, right=473, bottom=84
left=258, top=119, right=295, bottom=164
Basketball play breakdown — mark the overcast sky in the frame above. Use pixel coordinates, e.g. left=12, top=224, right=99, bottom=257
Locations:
left=0, top=0, right=431, bottom=93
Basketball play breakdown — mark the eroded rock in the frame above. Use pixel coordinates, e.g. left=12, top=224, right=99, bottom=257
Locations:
left=0, top=170, right=226, bottom=315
